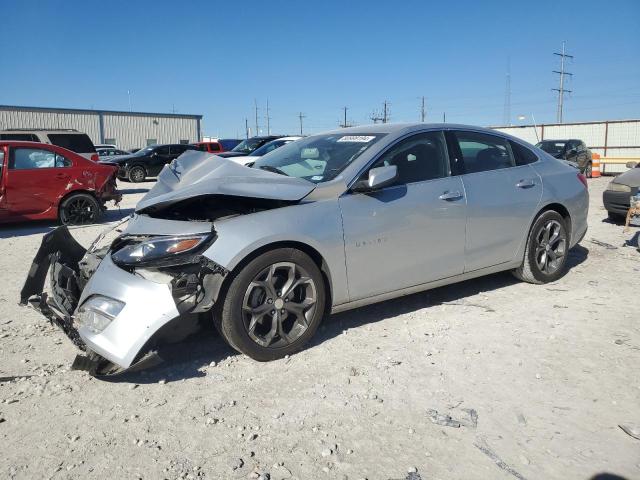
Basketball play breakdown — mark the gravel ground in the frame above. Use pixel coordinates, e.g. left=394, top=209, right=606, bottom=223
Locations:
left=1, top=177, right=639, bottom=480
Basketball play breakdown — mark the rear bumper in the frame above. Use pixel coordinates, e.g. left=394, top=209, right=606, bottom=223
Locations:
left=603, top=189, right=633, bottom=215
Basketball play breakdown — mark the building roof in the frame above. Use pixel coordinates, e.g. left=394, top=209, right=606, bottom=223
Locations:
left=0, top=104, right=202, bottom=120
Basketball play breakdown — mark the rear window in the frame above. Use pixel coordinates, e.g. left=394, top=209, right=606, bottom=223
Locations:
left=510, top=141, right=539, bottom=165
left=0, top=133, right=40, bottom=141
left=47, top=133, right=96, bottom=153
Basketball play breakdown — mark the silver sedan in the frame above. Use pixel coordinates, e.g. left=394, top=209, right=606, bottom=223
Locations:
left=21, top=123, right=589, bottom=372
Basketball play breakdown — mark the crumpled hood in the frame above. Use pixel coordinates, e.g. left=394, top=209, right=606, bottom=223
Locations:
left=612, top=167, right=640, bottom=188
left=135, top=150, right=316, bottom=212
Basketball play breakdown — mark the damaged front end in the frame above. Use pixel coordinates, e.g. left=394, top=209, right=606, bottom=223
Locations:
left=20, top=216, right=228, bottom=375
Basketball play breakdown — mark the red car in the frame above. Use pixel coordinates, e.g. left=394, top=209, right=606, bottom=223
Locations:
left=0, top=141, right=121, bottom=225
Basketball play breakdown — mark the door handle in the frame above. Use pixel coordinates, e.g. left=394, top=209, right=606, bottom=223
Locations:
left=439, top=191, right=463, bottom=201
left=516, top=179, right=535, bottom=188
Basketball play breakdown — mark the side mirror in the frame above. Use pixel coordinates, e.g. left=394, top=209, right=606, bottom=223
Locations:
left=352, top=165, right=398, bottom=192
left=626, top=161, right=638, bottom=169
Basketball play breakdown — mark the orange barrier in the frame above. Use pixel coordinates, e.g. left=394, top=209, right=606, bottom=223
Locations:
left=591, top=153, right=601, bottom=178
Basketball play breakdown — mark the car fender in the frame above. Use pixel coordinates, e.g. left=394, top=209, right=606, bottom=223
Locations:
left=202, top=199, right=349, bottom=306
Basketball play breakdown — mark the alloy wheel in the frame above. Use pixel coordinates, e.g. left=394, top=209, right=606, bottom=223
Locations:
left=242, top=262, right=317, bottom=348
left=534, top=219, right=567, bottom=275
left=61, top=197, right=98, bottom=225
left=130, top=167, right=145, bottom=182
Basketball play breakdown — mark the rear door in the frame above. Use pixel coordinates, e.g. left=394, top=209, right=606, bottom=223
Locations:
left=339, top=130, right=467, bottom=300
left=448, top=130, right=542, bottom=272
left=4, top=146, right=74, bottom=216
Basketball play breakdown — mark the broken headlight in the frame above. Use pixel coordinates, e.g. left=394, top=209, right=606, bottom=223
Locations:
left=77, top=296, right=124, bottom=334
left=111, top=234, right=211, bottom=267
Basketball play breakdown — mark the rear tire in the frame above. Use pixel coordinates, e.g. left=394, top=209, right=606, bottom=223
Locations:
left=513, top=210, right=569, bottom=284
left=59, top=193, right=102, bottom=225
left=216, top=248, right=326, bottom=361
left=128, top=166, right=146, bottom=183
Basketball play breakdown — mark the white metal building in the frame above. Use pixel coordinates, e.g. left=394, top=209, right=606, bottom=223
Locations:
left=0, top=105, right=203, bottom=150
left=493, top=119, right=640, bottom=173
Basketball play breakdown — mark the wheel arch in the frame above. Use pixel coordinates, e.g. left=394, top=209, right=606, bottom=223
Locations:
left=218, top=240, right=334, bottom=315
left=56, top=189, right=103, bottom=223
left=535, top=202, right=572, bottom=243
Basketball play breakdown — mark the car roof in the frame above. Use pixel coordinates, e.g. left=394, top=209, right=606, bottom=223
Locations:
left=0, top=140, right=87, bottom=157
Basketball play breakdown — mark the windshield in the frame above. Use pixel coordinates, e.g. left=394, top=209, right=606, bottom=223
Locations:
left=250, top=139, right=292, bottom=157
left=252, top=133, right=386, bottom=183
left=536, top=141, right=566, bottom=156
left=231, top=138, right=266, bottom=154
left=133, top=146, right=155, bottom=156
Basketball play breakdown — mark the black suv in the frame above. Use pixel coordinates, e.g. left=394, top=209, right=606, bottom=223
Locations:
left=216, top=135, right=283, bottom=159
left=101, top=144, right=197, bottom=182
left=535, top=139, right=594, bottom=177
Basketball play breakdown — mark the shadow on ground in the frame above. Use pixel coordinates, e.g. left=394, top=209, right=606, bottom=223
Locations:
left=0, top=208, right=135, bottom=239
left=102, top=245, right=590, bottom=384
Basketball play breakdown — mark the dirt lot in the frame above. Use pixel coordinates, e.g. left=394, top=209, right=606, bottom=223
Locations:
left=1, top=177, right=639, bottom=480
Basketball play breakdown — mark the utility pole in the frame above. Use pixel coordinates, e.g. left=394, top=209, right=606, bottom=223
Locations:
left=340, top=106, right=351, bottom=128
left=503, top=57, right=511, bottom=126
left=443, top=112, right=446, bottom=123
left=127, top=90, right=132, bottom=112
left=254, top=99, right=260, bottom=136
left=420, top=96, right=426, bottom=122
left=245, top=118, right=249, bottom=139
left=265, top=99, right=271, bottom=135
left=298, top=112, right=305, bottom=135
left=371, top=101, right=390, bottom=124
left=553, top=41, right=573, bottom=123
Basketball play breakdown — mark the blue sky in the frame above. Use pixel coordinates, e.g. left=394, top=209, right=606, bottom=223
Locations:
left=2, top=0, right=639, bottom=138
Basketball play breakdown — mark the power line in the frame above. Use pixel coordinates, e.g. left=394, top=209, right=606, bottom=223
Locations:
left=298, top=112, right=306, bottom=135
left=552, top=41, right=573, bottom=123
left=503, top=57, right=511, bottom=125
left=265, top=99, right=271, bottom=135
left=254, top=98, right=260, bottom=136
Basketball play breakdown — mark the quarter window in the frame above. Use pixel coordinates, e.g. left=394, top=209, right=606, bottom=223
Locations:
left=371, top=131, right=449, bottom=185
left=509, top=141, right=538, bottom=166
left=453, top=131, right=514, bottom=173
left=9, top=148, right=70, bottom=169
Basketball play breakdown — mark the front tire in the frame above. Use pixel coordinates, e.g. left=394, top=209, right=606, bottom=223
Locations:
left=128, top=165, right=146, bottom=183
left=59, top=193, right=102, bottom=225
left=216, top=248, right=326, bottom=361
left=513, top=210, right=569, bottom=284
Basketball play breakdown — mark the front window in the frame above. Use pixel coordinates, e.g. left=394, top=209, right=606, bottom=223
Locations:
left=252, top=134, right=386, bottom=183
left=47, top=133, right=96, bottom=153
left=231, top=138, right=267, bottom=154
left=9, top=148, right=71, bottom=169
left=536, top=141, right=567, bottom=156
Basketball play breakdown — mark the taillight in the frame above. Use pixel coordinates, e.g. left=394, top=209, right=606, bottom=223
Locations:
left=91, top=153, right=99, bottom=162
left=577, top=173, right=588, bottom=189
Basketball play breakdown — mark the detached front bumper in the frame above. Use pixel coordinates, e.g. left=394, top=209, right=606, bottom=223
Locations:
left=21, top=225, right=225, bottom=372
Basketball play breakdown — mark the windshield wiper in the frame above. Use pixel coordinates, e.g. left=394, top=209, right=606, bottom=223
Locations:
left=258, top=165, right=289, bottom=176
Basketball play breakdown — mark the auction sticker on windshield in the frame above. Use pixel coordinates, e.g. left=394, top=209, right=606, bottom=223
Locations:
left=337, top=136, right=376, bottom=143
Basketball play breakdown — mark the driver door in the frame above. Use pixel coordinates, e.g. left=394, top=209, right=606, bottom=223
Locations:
left=149, top=145, right=171, bottom=176
left=338, top=131, right=467, bottom=301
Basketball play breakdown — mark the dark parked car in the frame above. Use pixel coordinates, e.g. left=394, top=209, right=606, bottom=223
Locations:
left=603, top=162, right=640, bottom=221
left=101, top=144, right=198, bottom=182
left=97, top=147, right=130, bottom=158
left=0, top=141, right=121, bottom=224
left=216, top=135, right=283, bottom=159
left=535, top=139, right=593, bottom=177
